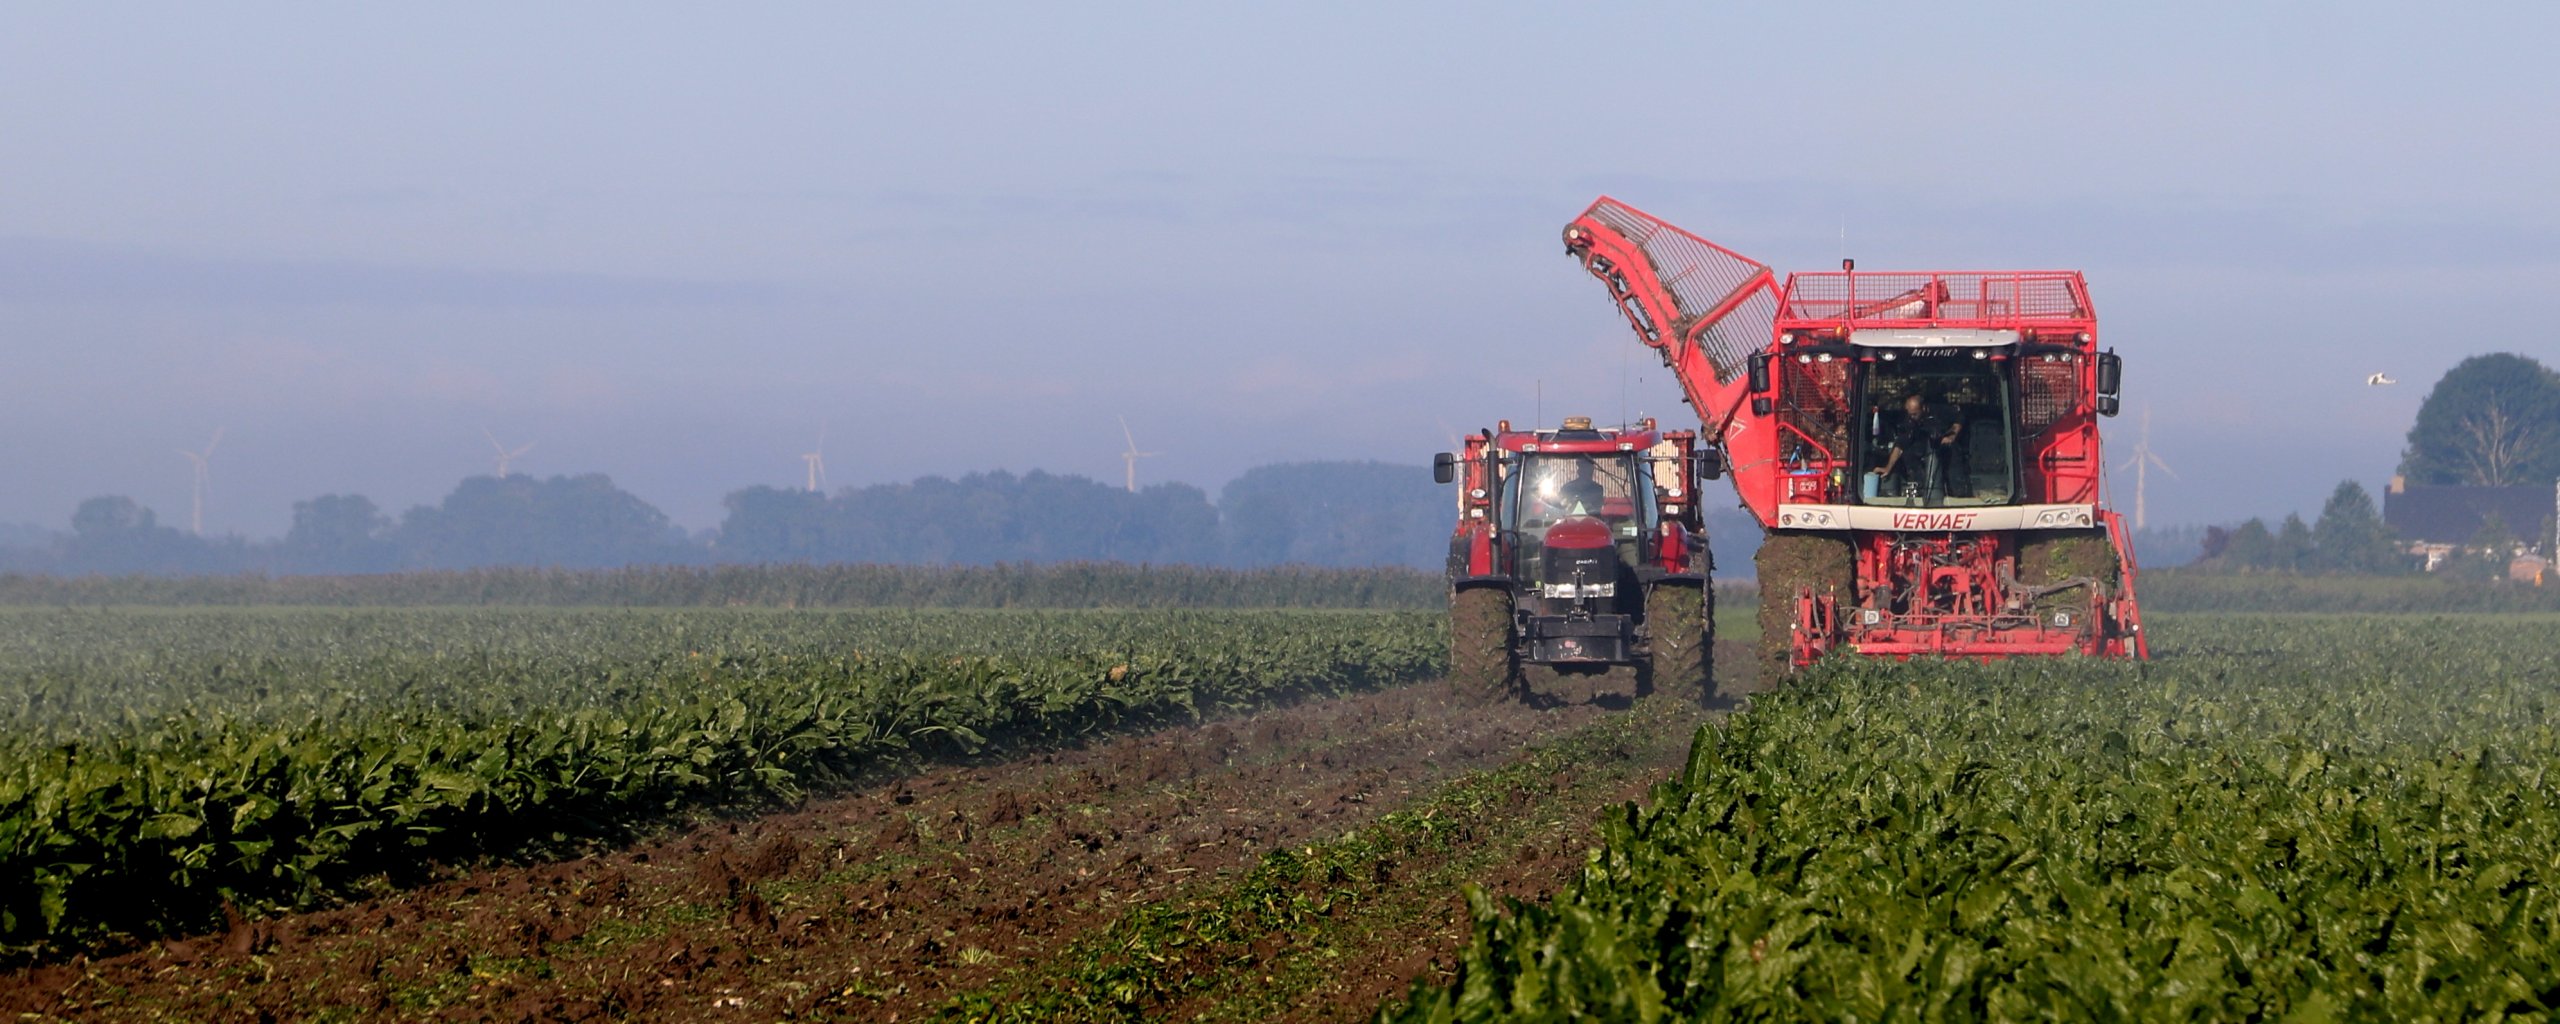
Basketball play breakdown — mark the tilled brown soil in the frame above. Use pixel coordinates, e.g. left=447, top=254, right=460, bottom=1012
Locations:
left=2, top=656, right=1752, bottom=1023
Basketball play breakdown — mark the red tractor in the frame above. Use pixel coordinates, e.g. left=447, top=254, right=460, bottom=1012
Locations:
left=1435, top=416, right=1720, bottom=700
left=1559, top=197, right=2147, bottom=676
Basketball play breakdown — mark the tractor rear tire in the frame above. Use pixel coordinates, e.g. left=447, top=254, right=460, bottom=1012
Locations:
left=1644, top=582, right=1711, bottom=703
left=1754, top=532, right=1856, bottom=683
left=1448, top=587, right=1518, bottom=702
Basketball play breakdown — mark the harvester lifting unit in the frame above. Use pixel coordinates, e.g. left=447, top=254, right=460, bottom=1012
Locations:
left=1559, top=197, right=2147, bottom=674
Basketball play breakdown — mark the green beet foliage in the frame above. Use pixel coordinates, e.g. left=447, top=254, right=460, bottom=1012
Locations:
left=0, top=608, right=1439, bottom=957
left=1388, top=616, right=2560, bottom=1021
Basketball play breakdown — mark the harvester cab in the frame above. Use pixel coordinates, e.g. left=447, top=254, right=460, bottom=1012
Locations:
left=1435, top=416, right=1717, bottom=701
left=1558, top=196, right=2146, bottom=676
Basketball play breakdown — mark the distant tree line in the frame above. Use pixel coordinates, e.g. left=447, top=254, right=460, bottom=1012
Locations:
left=0, top=457, right=1776, bottom=579
left=0, top=461, right=1479, bottom=576
left=2192, top=480, right=2417, bottom=575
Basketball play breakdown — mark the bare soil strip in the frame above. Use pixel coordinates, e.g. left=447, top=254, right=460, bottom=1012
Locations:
left=1, top=649, right=1752, bottom=1023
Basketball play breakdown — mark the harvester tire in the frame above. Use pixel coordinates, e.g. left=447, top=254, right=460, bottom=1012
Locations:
left=1754, top=532, right=1855, bottom=683
left=1644, top=582, right=1712, bottom=703
left=1448, top=586, right=1517, bottom=702
left=2017, top=530, right=2121, bottom=612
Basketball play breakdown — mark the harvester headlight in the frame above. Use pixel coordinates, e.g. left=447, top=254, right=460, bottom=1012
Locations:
left=2052, top=612, right=2074, bottom=628
left=1780, top=332, right=1796, bottom=344
left=1469, top=488, right=1486, bottom=498
left=1859, top=609, right=1883, bottom=626
left=1973, top=350, right=1988, bottom=360
left=1798, top=353, right=1813, bottom=364
left=1881, top=352, right=1896, bottom=361
left=1816, top=352, right=1833, bottom=363
left=2077, top=332, right=2091, bottom=343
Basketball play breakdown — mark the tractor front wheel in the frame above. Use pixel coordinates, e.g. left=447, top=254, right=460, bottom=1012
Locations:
left=1643, top=582, right=1712, bottom=703
left=1448, top=586, right=1518, bottom=701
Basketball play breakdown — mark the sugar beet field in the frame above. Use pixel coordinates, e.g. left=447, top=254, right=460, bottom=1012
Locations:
left=5, top=607, right=2560, bottom=1021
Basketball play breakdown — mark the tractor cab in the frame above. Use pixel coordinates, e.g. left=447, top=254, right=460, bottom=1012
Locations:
left=1435, top=415, right=1717, bottom=698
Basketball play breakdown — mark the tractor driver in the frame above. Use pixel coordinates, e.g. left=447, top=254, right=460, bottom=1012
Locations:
left=1871, top=393, right=1972, bottom=499
left=1553, top=457, right=1608, bottom=516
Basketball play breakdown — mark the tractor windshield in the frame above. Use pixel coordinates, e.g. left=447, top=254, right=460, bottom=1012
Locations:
left=1501, top=452, right=1653, bottom=572
left=1855, top=355, right=2017, bottom=507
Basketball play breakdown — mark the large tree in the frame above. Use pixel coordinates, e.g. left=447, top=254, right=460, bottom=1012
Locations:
left=283, top=494, right=397, bottom=573
left=2400, top=353, right=2560, bottom=487
left=2309, top=480, right=2409, bottom=574
left=396, top=474, right=692, bottom=570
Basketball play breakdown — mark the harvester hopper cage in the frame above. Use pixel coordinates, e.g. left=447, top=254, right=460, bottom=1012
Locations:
left=1779, top=271, right=2093, bottom=329
left=1576, top=198, right=1779, bottom=386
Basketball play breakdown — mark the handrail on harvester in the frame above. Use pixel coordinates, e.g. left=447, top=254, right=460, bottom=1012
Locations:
left=1777, top=270, right=2094, bottom=332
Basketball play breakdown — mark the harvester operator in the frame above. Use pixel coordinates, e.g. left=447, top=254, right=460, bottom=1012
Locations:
left=1872, top=394, right=1971, bottom=499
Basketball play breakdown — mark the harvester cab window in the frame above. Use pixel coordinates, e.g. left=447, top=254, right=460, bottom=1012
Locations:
left=1856, top=358, right=2017, bottom=508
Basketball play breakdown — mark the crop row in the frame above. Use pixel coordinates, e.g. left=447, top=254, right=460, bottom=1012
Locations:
left=1387, top=615, right=2560, bottom=1021
left=0, top=608, right=1440, bottom=957
left=0, top=562, right=1449, bottom=609
left=2140, top=570, right=2560, bottom=614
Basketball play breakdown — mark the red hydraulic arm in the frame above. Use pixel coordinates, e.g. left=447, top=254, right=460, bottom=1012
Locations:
left=1561, top=197, right=1781, bottom=438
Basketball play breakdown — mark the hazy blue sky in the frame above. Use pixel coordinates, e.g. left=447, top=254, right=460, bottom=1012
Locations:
left=6, top=2, right=2556, bottom=536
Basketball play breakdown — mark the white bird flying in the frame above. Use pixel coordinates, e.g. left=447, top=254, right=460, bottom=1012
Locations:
left=2366, top=372, right=2397, bottom=386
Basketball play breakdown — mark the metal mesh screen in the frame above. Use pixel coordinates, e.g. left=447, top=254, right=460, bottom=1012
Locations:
left=1780, top=357, right=1854, bottom=460
left=1782, top=272, right=2090, bottom=325
left=1691, top=288, right=1778, bottom=384
left=1583, top=199, right=1776, bottom=383
left=2020, top=359, right=2078, bottom=432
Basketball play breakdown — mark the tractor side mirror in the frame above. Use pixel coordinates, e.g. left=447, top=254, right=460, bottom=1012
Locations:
left=1432, top=452, right=1456, bottom=484
left=1694, top=448, right=1726, bottom=481
left=2097, top=394, right=2121, bottom=417
left=2095, top=349, right=2123, bottom=417
left=1747, top=354, right=1771, bottom=394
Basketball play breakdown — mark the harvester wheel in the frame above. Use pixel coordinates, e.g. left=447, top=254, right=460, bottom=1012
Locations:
left=1448, top=586, right=1518, bottom=701
left=1643, top=582, right=1712, bottom=703
left=1753, top=532, right=1855, bottom=683
left=2016, top=530, right=2122, bottom=612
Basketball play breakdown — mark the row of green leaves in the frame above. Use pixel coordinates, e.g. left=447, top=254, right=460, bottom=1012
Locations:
left=0, top=608, right=1440, bottom=958
left=1387, top=615, right=2560, bottom=1022
left=0, top=562, right=1449, bottom=609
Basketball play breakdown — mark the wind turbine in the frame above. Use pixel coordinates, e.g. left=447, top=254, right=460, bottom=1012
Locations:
left=483, top=427, right=535, bottom=478
left=1118, top=416, right=1159, bottom=494
left=2114, top=407, right=2177, bottom=531
left=174, top=427, right=224, bottom=537
left=802, top=421, right=829, bottom=494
